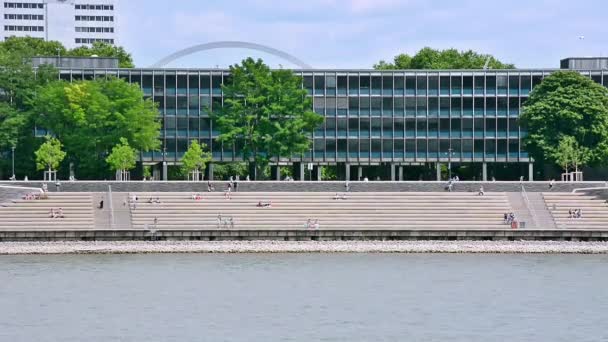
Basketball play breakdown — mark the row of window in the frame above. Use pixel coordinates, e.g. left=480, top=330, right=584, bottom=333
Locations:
left=75, top=15, right=113, bottom=21
left=75, top=4, right=114, bottom=10
left=75, top=26, right=114, bottom=33
left=155, top=138, right=527, bottom=160
left=4, top=13, right=43, bottom=20
left=148, top=95, right=526, bottom=114
left=75, top=37, right=114, bottom=44
left=4, top=2, right=43, bottom=8
left=4, top=25, right=43, bottom=31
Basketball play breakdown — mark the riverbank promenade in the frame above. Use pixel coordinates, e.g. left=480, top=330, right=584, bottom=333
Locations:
left=1, top=181, right=608, bottom=241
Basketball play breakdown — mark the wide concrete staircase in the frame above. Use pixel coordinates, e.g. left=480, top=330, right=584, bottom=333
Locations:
left=130, top=192, right=512, bottom=230
left=0, top=192, right=95, bottom=230
left=543, top=192, right=608, bottom=229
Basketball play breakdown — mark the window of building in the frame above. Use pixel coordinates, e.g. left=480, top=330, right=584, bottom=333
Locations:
left=394, top=98, right=404, bottom=116
left=394, top=76, right=405, bottom=95
left=428, top=97, right=439, bottom=116
left=440, top=76, right=450, bottom=95
left=463, top=76, right=473, bottom=95
left=416, top=97, right=427, bottom=116
left=405, top=76, right=416, bottom=95
left=382, top=75, right=393, bottom=95
left=416, top=76, right=427, bottom=96
left=348, top=75, right=359, bottom=95
left=360, top=75, right=370, bottom=95
left=348, top=97, right=359, bottom=116
left=451, top=98, right=461, bottom=117
left=314, top=75, right=325, bottom=95
left=474, top=76, right=484, bottom=95
left=509, top=76, right=519, bottom=95
left=337, top=76, right=347, bottom=95
left=486, top=97, right=496, bottom=116
left=486, top=76, right=496, bottom=95
left=382, top=97, right=393, bottom=116
left=303, top=75, right=313, bottom=95
left=405, top=97, right=416, bottom=117
left=428, top=75, right=439, bottom=95
left=451, top=76, right=461, bottom=95
left=371, top=76, right=381, bottom=95
left=371, top=97, right=382, bottom=116
left=360, top=97, right=370, bottom=116
left=394, top=118, right=404, bottom=137
left=497, top=75, right=508, bottom=95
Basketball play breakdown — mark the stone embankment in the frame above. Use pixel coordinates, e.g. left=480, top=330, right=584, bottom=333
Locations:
left=1, top=240, right=607, bottom=255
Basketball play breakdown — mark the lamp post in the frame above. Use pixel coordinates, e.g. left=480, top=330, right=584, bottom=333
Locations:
left=447, top=147, right=453, bottom=180
left=11, top=145, right=15, bottom=179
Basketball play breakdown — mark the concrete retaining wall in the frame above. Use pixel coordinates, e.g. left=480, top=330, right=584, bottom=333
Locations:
left=1, top=229, right=607, bottom=242
left=0, top=181, right=604, bottom=193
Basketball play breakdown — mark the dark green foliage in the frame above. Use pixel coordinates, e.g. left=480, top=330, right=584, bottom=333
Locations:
left=33, top=78, right=160, bottom=179
left=374, top=47, right=514, bottom=70
left=213, top=58, right=323, bottom=179
left=520, top=71, right=608, bottom=168
left=68, top=41, right=134, bottom=68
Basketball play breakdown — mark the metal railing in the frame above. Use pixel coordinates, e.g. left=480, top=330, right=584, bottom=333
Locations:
left=520, top=184, right=539, bottom=228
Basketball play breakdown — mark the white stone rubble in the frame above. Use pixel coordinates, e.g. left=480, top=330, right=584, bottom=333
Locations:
left=0, top=240, right=607, bottom=254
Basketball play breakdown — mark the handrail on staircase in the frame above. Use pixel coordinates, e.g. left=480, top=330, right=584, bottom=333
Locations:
left=108, top=185, right=114, bottom=229
left=520, top=184, right=539, bottom=228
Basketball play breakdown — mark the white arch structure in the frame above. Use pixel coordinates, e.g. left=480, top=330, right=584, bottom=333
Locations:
left=150, top=41, right=313, bottom=69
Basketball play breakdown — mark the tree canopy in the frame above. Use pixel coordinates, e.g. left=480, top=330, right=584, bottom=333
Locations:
left=35, top=136, right=66, bottom=172
left=520, top=70, right=608, bottom=168
left=181, top=141, right=212, bottom=175
left=214, top=58, right=323, bottom=179
left=69, top=41, right=134, bottom=68
left=0, top=37, right=137, bottom=179
left=0, top=37, right=134, bottom=67
left=34, top=77, right=160, bottom=178
left=553, top=135, right=590, bottom=173
left=374, top=47, right=515, bottom=70
left=106, top=137, right=137, bottom=172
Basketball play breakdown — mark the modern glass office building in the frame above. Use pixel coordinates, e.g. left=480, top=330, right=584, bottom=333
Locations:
left=56, top=62, right=608, bottom=180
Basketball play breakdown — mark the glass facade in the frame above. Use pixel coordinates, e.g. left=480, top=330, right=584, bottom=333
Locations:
left=58, top=68, right=608, bottom=165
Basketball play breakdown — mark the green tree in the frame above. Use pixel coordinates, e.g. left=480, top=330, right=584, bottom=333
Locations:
left=374, top=47, right=514, bottom=69
left=214, top=58, right=323, bottom=179
left=34, top=77, right=160, bottom=179
left=142, top=165, right=152, bottom=180
left=0, top=37, right=60, bottom=178
left=181, top=141, right=212, bottom=180
left=521, top=71, right=608, bottom=169
left=35, top=136, right=66, bottom=173
left=0, top=36, right=67, bottom=60
left=106, top=138, right=137, bottom=179
left=68, top=41, right=134, bottom=68
left=553, top=135, right=590, bottom=174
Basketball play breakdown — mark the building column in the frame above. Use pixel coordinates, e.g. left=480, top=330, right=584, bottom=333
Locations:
left=275, top=165, right=281, bottom=180
left=162, top=161, right=168, bottom=181
left=436, top=163, right=442, bottom=181
left=528, top=162, right=534, bottom=182
left=316, top=166, right=322, bottom=181
left=299, top=163, right=305, bottom=181
left=482, top=162, right=488, bottom=181
left=345, top=163, right=350, bottom=181
left=390, top=163, right=396, bottom=181
left=153, top=163, right=161, bottom=181
left=398, top=166, right=403, bottom=181
left=208, top=163, right=214, bottom=181
left=357, top=166, right=363, bottom=181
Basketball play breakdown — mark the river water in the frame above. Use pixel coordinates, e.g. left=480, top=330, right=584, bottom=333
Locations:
left=1, top=253, right=607, bottom=342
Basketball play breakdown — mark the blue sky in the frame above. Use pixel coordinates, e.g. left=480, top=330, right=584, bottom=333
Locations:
left=118, top=0, right=608, bottom=69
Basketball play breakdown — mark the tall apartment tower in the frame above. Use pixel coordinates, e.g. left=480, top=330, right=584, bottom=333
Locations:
left=0, top=0, right=116, bottom=48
